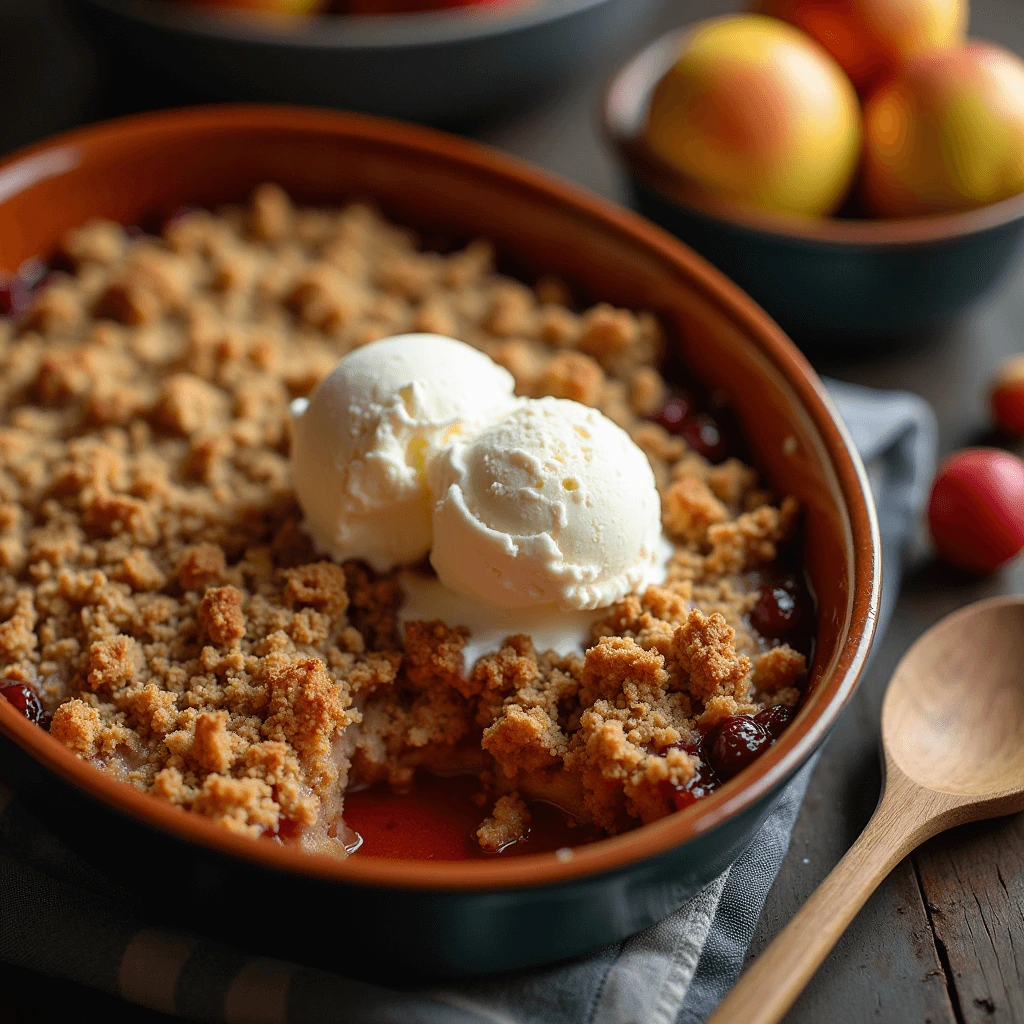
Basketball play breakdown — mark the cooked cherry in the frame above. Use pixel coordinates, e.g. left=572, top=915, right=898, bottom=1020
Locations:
left=751, top=582, right=802, bottom=638
left=669, top=771, right=717, bottom=811
left=661, top=762, right=717, bottom=811
left=163, top=205, right=200, bottom=231
left=652, top=391, right=693, bottom=433
left=682, top=412, right=729, bottom=462
left=1, top=683, right=45, bottom=725
left=706, top=716, right=772, bottom=779
left=662, top=735, right=718, bottom=811
left=670, top=735, right=700, bottom=755
left=753, top=705, right=792, bottom=740
left=0, top=274, right=30, bottom=317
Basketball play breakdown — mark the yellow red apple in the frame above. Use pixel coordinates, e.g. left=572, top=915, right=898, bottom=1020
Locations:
left=755, top=0, right=967, bottom=92
left=643, top=14, right=862, bottom=217
left=861, top=41, right=1024, bottom=217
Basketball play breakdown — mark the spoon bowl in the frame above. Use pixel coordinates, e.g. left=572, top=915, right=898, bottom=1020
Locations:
left=883, top=596, right=1024, bottom=801
left=710, top=595, right=1024, bottom=1024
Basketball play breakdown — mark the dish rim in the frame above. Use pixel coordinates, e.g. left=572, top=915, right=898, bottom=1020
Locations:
left=602, top=26, right=1024, bottom=249
left=0, top=104, right=881, bottom=892
left=77, top=0, right=617, bottom=49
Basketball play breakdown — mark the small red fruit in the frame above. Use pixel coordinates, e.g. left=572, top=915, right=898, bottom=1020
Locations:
left=753, top=705, right=792, bottom=740
left=651, top=391, right=694, bottom=433
left=0, top=274, right=30, bottom=317
left=927, top=448, right=1024, bottom=574
left=751, top=580, right=804, bottom=638
left=991, top=356, right=1024, bottom=438
left=0, top=683, right=45, bottom=725
left=706, top=715, right=773, bottom=779
left=681, top=412, right=730, bottom=462
left=664, top=768, right=717, bottom=811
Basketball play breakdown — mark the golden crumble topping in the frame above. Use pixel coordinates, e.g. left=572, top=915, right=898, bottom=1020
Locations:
left=0, top=185, right=808, bottom=855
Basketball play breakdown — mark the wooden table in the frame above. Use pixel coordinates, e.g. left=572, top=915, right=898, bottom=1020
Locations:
left=1, top=0, right=1022, bottom=1020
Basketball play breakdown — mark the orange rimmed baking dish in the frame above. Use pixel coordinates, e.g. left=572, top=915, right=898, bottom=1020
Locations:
left=0, top=106, right=880, bottom=978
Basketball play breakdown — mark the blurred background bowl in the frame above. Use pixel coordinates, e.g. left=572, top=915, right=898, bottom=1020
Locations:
left=74, top=0, right=662, bottom=125
left=604, top=28, right=1024, bottom=349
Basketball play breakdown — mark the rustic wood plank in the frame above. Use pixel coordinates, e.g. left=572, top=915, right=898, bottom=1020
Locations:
left=747, top=608, right=961, bottom=1024
left=787, top=862, right=957, bottom=1024
left=916, top=814, right=1024, bottom=1023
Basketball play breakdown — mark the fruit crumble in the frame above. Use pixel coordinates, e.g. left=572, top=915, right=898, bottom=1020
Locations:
left=0, top=185, right=810, bottom=856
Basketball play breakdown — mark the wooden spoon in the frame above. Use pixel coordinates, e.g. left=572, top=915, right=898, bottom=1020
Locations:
left=709, top=595, right=1024, bottom=1024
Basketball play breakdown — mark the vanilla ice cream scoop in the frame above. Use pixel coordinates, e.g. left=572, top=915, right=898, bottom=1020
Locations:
left=291, top=334, right=518, bottom=571
left=428, top=397, right=663, bottom=610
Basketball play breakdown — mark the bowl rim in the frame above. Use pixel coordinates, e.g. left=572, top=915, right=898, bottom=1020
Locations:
left=77, top=0, right=616, bottom=49
left=602, top=26, right=1024, bottom=249
left=0, top=104, right=881, bottom=892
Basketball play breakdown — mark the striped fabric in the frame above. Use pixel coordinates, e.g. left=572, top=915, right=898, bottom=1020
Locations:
left=0, top=381, right=935, bottom=1023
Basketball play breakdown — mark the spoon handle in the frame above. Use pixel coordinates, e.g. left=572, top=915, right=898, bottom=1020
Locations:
left=707, top=775, right=935, bottom=1024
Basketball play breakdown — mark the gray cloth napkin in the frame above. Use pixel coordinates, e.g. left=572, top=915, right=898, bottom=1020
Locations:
left=0, top=380, right=937, bottom=1024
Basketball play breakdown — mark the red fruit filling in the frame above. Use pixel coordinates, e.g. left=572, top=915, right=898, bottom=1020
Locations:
left=0, top=683, right=45, bottom=725
left=0, top=275, right=30, bottom=318
left=753, top=705, right=792, bottom=740
left=751, top=582, right=802, bottom=638
left=705, top=716, right=773, bottom=780
left=663, top=766, right=718, bottom=811
left=652, top=391, right=693, bottom=433
left=681, top=412, right=729, bottom=462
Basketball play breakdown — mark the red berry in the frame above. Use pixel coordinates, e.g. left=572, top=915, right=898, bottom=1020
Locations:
left=682, top=412, right=729, bottom=462
left=927, top=448, right=1024, bottom=574
left=1, top=683, right=45, bottom=725
left=753, top=705, right=792, bottom=739
left=668, top=770, right=717, bottom=811
left=751, top=582, right=802, bottom=638
left=652, top=392, right=693, bottom=433
left=991, top=356, right=1024, bottom=438
left=706, top=716, right=772, bottom=779
left=662, top=735, right=718, bottom=811
left=661, top=760, right=717, bottom=811
left=0, top=274, right=30, bottom=317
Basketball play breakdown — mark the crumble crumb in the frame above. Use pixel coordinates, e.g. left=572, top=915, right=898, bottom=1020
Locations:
left=753, top=645, right=807, bottom=693
left=197, top=586, right=246, bottom=645
left=477, top=792, right=531, bottom=853
left=672, top=610, right=751, bottom=702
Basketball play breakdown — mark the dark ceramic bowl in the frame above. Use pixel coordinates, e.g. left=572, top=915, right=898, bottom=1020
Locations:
left=0, top=105, right=879, bottom=980
left=74, top=0, right=661, bottom=124
left=604, top=29, right=1024, bottom=347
